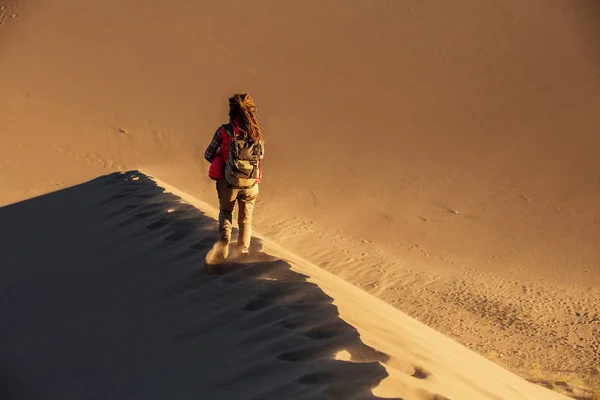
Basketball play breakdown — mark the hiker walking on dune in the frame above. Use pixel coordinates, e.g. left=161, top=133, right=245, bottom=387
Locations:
left=204, top=92, right=264, bottom=259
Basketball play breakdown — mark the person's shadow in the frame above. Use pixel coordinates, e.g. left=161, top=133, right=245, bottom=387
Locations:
left=0, top=170, right=401, bottom=400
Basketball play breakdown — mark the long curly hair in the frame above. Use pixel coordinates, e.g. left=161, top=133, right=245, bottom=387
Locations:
left=228, top=92, right=263, bottom=141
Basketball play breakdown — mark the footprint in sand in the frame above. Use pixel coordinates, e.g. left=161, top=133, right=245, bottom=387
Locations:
left=146, top=218, right=170, bottom=230
left=304, top=321, right=351, bottom=340
left=412, top=366, right=432, bottom=380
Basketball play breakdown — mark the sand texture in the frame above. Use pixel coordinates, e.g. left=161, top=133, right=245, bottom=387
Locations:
left=1, top=0, right=599, bottom=397
left=0, top=171, right=574, bottom=399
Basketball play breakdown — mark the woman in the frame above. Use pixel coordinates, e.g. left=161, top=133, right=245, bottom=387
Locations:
left=204, top=92, right=264, bottom=259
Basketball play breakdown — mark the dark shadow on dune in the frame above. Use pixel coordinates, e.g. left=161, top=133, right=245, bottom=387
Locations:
left=0, top=171, right=401, bottom=400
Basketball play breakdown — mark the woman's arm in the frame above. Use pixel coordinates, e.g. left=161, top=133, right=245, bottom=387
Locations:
left=204, top=128, right=222, bottom=162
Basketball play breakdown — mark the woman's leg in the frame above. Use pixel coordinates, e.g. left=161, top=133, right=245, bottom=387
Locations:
left=216, top=180, right=238, bottom=252
left=237, top=184, right=259, bottom=252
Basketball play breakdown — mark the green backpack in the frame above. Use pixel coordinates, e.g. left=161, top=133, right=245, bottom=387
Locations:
left=224, top=127, right=263, bottom=188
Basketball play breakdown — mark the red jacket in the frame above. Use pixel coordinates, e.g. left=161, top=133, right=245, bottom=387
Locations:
left=208, top=147, right=225, bottom=181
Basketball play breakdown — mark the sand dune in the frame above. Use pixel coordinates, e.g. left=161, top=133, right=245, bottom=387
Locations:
left=1, top=0, right=599, bottom=396
left=0, top=171, right=572, bottom=399
left=0, top=172, right=394, bottom=399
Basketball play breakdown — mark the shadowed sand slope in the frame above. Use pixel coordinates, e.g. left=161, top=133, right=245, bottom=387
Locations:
left=0, top=171, right=396, bottom=400
left=0, top=171, right=573, bottom=400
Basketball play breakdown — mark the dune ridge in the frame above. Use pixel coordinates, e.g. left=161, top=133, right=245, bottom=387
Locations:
left=0, top=171, right=574, bottom=399
left=0, top=171, right=396, bottom=400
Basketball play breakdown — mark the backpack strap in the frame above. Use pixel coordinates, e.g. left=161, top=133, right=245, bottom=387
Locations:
left=229, top=120, right=250, bottom=140
left=230, top=120, right=239, bottom=138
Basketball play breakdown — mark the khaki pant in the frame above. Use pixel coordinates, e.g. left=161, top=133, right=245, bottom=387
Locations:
left=216, top=180, right=259, bottom=250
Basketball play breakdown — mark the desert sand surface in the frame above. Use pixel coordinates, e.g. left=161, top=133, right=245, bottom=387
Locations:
left=1, top=0, right=599, bottom=397
left=0, top=171, right=572, bottom=399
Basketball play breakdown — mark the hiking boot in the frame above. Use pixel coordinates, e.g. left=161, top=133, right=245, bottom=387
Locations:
left=217, top=239, right=230, bottom=260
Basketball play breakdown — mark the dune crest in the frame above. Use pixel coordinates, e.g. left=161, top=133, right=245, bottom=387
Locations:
left=0, top=172, right=396, bottom=399
left=0, top=171, right=573, bottom=399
